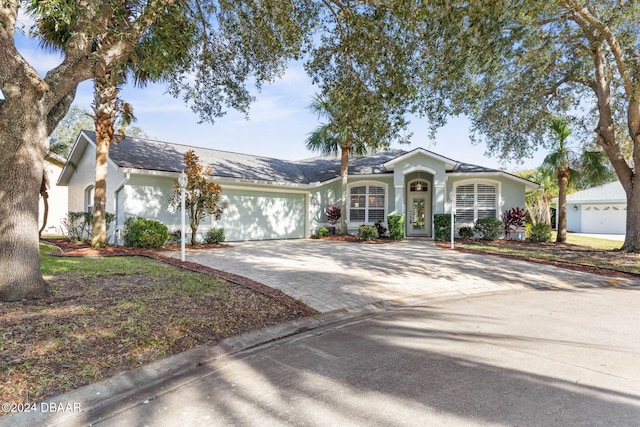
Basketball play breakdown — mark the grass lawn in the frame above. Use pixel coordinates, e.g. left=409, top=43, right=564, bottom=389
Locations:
left=451, top=233, right=639, bottom=275
left=552, top=232, right=623, bottom=250
left=0, top=243, right=313, bottom=410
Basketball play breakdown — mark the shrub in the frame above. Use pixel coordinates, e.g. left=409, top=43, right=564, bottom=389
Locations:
left=124, top=218, right=169, bottom=248
left=374, top=220, right=387, bottom=237
left=527, top=222, right=552, bottom=242
left=434, top=214, right=452, bottom=241
left=501, top=207, right=526, bottom=239
left=325, top=204, right=341, bottom=225
left=473, top=218, right=503, bottom=241
left=317, top=226, right=330, bottom=238
left=63, top=211, right=115, bottom=242
left=168, top=229, right=182, bottom=244
left=458, top=225, right=474, bottom=239
left=358, top=224, right=379, bottom=241
left=204, top=228, right=225, bottom=244
left=387, top=215, right=404, bottom=240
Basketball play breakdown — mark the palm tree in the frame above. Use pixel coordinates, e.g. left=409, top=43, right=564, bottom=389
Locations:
left=306, top=95, right=368, bottom=233
left=544, top=118, right=609, bottom=243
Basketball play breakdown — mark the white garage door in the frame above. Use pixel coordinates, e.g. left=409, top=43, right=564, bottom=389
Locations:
left=218, top=190, right=307, bottom=241
left=581, top=204, right=626, bottom=234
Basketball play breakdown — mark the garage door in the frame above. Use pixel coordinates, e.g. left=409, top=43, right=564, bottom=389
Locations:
left=218, top=189, right=306, bottom=241
left=581, top=204, right=626, bottom=234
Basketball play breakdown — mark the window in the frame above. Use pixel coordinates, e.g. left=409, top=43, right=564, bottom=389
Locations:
left=454, top=182, right=497, bottom=227
left=410, top=180, right=429, bottom=192
left=349, top=184, right=386, bottom=223
left=84, top=185, right=95, bottom=213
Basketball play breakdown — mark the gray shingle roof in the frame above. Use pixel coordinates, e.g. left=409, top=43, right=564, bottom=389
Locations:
left=85, top=131, right=520, bottom=185
left=566, top=181, right=626, bottom=202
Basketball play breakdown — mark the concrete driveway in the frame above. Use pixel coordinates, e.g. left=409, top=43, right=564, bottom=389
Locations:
left=176, top=239, right=636, bottom=313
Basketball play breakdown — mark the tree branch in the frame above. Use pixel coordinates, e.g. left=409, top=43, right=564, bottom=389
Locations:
left=560, top=0, right=635, bottom=98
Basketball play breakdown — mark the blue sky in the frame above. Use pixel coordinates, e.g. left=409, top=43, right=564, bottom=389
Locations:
left=15, top=19, right=547, bottom=172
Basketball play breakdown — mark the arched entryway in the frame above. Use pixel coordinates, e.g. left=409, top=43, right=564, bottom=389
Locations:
left=407, top=178, right=431, bottom=236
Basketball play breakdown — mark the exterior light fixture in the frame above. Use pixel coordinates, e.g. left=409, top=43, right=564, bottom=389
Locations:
left=573, top=205, right=578, bottom=211
left=178, top=171, right=188, bottom=262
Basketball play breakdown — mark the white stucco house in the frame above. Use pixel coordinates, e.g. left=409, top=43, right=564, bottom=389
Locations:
left=57, top=131, right=538, bottom=243
left=40, top=152, right=69, bottom=235
left=563, top=181, right=627, bottom=234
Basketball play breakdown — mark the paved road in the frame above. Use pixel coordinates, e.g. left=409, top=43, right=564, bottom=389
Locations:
left=175, top=239, right=635, bottom=312
left=86, top=289, right=640, bottom=426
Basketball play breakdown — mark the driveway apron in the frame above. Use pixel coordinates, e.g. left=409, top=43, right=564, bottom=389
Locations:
left=173, top=239, right=636, bottom=313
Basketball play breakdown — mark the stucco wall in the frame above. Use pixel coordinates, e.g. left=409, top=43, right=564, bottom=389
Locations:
left=39, top=160, right=68, bottom=235
left=121, top=177, right=307, bottom=242
left=65, top=139, right=125, bottom=241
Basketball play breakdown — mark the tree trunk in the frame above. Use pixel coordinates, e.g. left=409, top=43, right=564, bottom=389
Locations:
left=621, top=176, right=640, bottom=252
left=92, top=66, right=119, bottom=248
left=0, top=100, right=50, bottom=301
left=190, top=223, right=199, bottom=245
left=339, top=143, right=351, bottom=235
left=556, top=169, right=568, bottom=243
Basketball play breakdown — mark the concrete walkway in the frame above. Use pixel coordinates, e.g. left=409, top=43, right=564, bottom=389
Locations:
left=173, top=239, right=637, bottom=313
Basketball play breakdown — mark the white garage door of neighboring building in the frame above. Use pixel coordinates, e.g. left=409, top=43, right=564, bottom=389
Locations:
left=219, top=190, right=307, bottom=241
left=581, top=204, right=626, bottom=234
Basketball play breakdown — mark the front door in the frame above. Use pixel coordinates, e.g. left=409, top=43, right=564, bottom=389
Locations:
left=408, top=195, right=430, bottom=236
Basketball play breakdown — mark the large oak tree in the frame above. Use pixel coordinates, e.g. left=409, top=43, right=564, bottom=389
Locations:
left=0, top=0, right=313, bottom=301
left=409, top=0, right=640, bottom=251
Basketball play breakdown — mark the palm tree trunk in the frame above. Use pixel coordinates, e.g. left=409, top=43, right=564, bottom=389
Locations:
left=92, top=66, right=119, bottom=248
left=339, top=143, right=351, bottom=234
left=556, top=169, right=568, bottom=243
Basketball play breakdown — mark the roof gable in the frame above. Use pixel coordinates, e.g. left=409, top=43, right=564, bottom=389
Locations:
left=383, top=148, right=458, bottom=170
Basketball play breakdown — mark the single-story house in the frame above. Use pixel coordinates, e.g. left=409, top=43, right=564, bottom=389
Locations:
left=40, top=152, right=69, bottom=235
left=562, top=181, right=627, bottom=234
left=57, top=130, right=539, bottom=243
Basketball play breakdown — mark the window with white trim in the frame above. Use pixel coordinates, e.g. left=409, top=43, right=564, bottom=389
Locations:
left=455, top=183, right=497, bottom=227
left=349, top=184, right=386, bottom=223
left=85, top=185, right=95, bottom=213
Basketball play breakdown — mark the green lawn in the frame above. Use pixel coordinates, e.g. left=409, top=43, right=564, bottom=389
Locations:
left=452, top=233, right=638, bottom=275
left=552, top=232, right=623, bottom=250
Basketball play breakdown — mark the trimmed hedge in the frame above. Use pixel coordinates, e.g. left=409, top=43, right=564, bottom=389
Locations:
left=473, top=218, right=503, bottom=241
left=204, top=227, right=226, bottom=244
left=124, top=218, right=169, bottom=248
left=434, top=214, right=452, bottom=241
left=387, top=215, right=404, bottom=240
left=358, top=224, right=379, bottom=241
left=527, top=222, right=552, bottom=242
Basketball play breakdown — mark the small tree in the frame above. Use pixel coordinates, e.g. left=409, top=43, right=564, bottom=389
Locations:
left=325, top=204, right=341, bottom=226
left=170, top=150, right=228, bottom=245
left=501, top=207, right=526, bottom=240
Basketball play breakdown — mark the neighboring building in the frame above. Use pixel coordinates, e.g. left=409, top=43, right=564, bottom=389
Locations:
left=563, top=181, right=626, bottom=234
left=58, top=131, right=538, bottom=244
left=40, top=152, right=69, bottom=235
